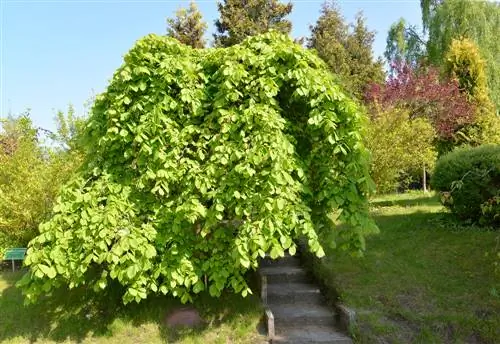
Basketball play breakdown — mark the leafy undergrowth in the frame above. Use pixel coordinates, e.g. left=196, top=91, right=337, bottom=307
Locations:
left=315, top=192, right=500, bottom=343
left=0, top=271, right=265, bottom=344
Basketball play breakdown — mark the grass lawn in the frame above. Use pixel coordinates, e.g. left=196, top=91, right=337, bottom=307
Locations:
left=0, top=271, right=265, bottom=343
left=316, top=192, right=500, bottom=343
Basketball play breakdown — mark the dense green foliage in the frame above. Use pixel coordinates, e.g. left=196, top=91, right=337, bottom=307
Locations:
left=432, top=144, right=500, bottom=224
left=365, top=108, right=436, bottom=193
left=481, top=195, right=500, bottom=227
left=0, top=111, right=83, bottom=254
left=445, top=38, right=489, bottom=105
left=166, top=1, right=207, bottom=49
left=214, top=0, right=293, bottom=47
left=19, top=33, right=377, bottom=305
left=308, top=1, right=384, bottom=99
left=425, top=0, right=500, bottom=110
left=384, top=18, right=426, bottom=70
left=444, top=38, right=500, bottom=146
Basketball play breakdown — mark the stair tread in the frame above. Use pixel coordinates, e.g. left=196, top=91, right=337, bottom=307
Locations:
left=259, top=266, right=305, bottom=275
left=274, top=325, right=352, bottom=343
left=267, top=282, right=321, bottom=294
left=269, top=303, right=334, bottom=319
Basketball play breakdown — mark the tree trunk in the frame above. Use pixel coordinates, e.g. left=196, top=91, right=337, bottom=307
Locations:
left=423, top=164, right=427, bottom=192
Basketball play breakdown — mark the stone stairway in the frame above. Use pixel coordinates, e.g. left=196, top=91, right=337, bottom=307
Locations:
left=259, top=254, right=352, bottom=344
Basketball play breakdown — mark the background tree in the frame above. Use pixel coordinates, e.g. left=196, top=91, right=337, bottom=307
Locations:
left=214, top=0, right=293, bottom=47
left=424, top=0, right=500, bottom=110
left=444, top=38, right=500, bottom=145
left=365, top=63, right=475, bottom=154
left=308, top=1, right=384, bottom=99
left=166, top=1, right=207, bottom=48
left=384, top=18, right=426, bottom=71
left=420, top=0, right=441, bottom=32
left=0, top=108, right=84, bottom=254
left=365, top=108, right=436, bottom=193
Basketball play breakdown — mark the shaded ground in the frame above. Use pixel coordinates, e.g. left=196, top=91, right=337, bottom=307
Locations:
left=0, top=271, right=265, bottom=344
left=315, top=192, right=500, bottom=344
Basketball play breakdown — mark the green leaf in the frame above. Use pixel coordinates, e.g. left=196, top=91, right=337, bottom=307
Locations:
left=209, top=284, right=219, bottom=297
left=127, top=265, right=137, bottom=280
left=129, top=288, right=137, bottom=297
left=193, top=280, right=205, bottom=294
left=277, top=198, right=285, bottom=210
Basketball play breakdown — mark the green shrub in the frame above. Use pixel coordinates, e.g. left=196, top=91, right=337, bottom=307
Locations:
left=480, top=195, right=500, bottom=226
left=19, top=33, right=377, bottom=305
left=431, top=144, right=500, bottom=224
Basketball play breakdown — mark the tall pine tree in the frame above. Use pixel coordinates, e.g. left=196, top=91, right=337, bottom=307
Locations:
left=214, top=0, right=293, bottom=47
left=166, top=1, right=207, bottom=49
left=308, top=1, right=384, bottom=99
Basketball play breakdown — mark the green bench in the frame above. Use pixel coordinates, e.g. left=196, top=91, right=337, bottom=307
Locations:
left=3, top=248, right=27, bottom=272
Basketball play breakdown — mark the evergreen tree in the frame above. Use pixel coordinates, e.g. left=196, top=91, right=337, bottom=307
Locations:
left=445, top=38, right=500, bottom=144
left=308, top=1, right=384, bottom=99
left=166, top=1, right=207, bottom=48
left=214, top=0, right=293, bottom=47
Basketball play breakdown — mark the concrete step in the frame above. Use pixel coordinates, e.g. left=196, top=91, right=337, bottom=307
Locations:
left=259, top=266, right=309, bottom=284
left=267, top=282, right=323, bottom=304
left=273, top=325, right=352, bottom=344
left=270, top=303, right=335, bottom=328
left=261, top=254, right=301, bottom=268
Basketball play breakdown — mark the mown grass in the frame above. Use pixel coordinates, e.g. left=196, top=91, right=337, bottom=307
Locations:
left=0, top=271, right=265, bottom=344
left=315, top=192, right=500, bottom=343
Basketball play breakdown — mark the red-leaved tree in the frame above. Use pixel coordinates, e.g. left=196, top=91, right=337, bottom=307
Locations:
left=365, top=63, right=475, bottom=141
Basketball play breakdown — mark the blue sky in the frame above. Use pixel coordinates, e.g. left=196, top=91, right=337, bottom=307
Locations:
left=1, top=0, right=422, bottom=132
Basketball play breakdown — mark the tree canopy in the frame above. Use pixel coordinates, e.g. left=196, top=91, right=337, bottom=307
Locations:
left=384, top=18, right=426, bottom=71
left=19, top=33, right=377, bottom=305
left=425, top=0, right=500, bottom=110
left=166, top=1, right=207, bottom=49
left=308, top=1, right=384, bottom=99
left=214, top=0, right=293, bottom=47
left=444, top=38, right=500, bottom=145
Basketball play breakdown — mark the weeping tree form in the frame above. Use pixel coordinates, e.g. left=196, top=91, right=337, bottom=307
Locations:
left=19, top=33, right=377, bottom=304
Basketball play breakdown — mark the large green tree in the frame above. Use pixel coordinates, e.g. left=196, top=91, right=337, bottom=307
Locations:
left=384, top=18, right=426, bottom=71
left=19, top=33, right=377, bottom=305
left=214, top=0, right=293, bottom=47
left=166, top=1, right=207, bottom=49
left=424, top=0, right=500, bottom=110
left=308, top=1, right=384, bottom=99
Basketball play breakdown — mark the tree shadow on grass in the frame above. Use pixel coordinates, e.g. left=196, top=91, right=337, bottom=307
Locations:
left=0, top=272, right=264, bottom=343
left=370, top=194, right=440, bottom=209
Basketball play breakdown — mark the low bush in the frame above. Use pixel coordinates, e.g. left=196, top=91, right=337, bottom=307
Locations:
left=431, top=144, right=500, bottom=224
